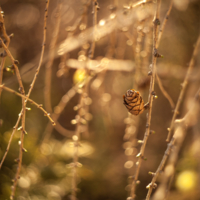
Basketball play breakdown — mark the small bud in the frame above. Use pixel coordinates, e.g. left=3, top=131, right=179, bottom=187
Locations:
left=136, top=180, right=140, bottom=185
left=22, top=148, right=27, bottom=153
left=17, top=126, right=22, bottom=131
left=148, top=71, right=152, bottom=76
left=150, top=130, right=155, bottom=134
left=14, top=60, right=19, bottom=65
left=138, top=140, right=144, bottom=144
left=136, top=152, right=141, bottom=158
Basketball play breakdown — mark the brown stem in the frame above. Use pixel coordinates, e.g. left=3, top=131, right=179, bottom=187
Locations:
left=0, top=85, right=55, bottom=125
left=44, top=1, right=62, bottom=113
left=130, top=0, right=161, bottom=199
left=166, top=34, right=200, bottom=142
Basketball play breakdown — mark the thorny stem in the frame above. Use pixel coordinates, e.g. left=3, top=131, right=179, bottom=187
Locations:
left=44, top=0, right=62, bottom=113
left=0, top=2, right=50, bottom=199
left=151, top=87, right=200, bottom=200
left=157, top=0, right=173, bottom=47
left=0, top=29, right=26, bottom=200
left=130, top=0, right=161, bottom=199
left=145, top=137, right=175, bottom=200
left=155, top=0, right=174, bottom=109
left=0, top=85, right=55, bottom=125
left=0, top=7, right=11, bottom=98
left=166, top=34, right=200, bottom=142
left=0, top=117, right=21, bottom=169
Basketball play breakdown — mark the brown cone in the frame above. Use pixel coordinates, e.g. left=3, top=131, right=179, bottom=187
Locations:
left=123, top=89, right=145, bottom=115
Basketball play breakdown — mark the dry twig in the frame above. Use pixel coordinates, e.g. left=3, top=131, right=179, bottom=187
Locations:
left=166, top=34, right=200, bottom=142
left=151, top=87, right=200, bottom=200
left=129, top=0, right=161, bottom=199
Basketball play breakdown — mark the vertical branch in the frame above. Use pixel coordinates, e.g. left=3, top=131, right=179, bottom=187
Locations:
left=27, top=0, right=49, bottom=97
left=157, top=0, right=173, bottom=47
left=166, top=34, right=200, bottom=142
left=152, top=87, right=200, bottom=200
left=155, top=0, right=174, bottom=109
left=44, top=0, right=62, bottom=113
left=0, top=7, right=11, bottom=98
left=89, top=0, right=99, bottom=59
left=129, top=0, right=161, bottom=199
left=0, top=1, right=50, bottom=199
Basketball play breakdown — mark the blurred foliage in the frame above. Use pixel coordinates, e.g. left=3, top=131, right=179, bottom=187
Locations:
left=0, top=0, right=200, bottom=200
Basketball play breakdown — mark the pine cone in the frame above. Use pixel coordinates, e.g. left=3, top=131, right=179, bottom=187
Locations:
left=123, top=89, right=147, bottom=115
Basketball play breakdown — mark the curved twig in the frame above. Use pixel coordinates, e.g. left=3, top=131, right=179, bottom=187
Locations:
left=166, top=34, right=200, bottom=142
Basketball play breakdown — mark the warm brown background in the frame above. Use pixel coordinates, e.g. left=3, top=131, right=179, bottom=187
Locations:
left=0, top=0, right=200, bottom=200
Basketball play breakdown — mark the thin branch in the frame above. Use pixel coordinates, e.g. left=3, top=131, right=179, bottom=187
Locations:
left=89, top=0, right=98, bottom=59
left=155, top=0, right=174, bottom=109
left=0, top=85, right=55, bottom=125
left=156, top=73, right=175, bottom=108
left=157, top=0, right=173, bottom=47
left=0, top=7, right=11, bottom=98
left=44, top=1, right=62, bottom=113
left=166, top=34, right=200, bottom=142
left=0, top=1, right=50, bottom=184
left=42, top=83, right=80, bottom=143
left=0, top=117, right=21, bottom=169
left=27, top=0, right=49, bottom=98
left=8, top=2, right=50, bottom=198
left=151, top=87, right=200, bottom=200
left=130, top=0, right=161, bottom=199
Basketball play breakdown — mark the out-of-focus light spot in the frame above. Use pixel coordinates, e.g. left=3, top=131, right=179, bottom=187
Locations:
left=173, top=0, right=189, bottom=11
left=27, top=167, right=38, bottom=184
left=79, top=23, right=87, bottom=30
left=72, top=135, right=78, bottom=141
left=176, top=170, right=197, bottom=191
left=73, top=69, right=86, bottom=84
left=124, top=161, right=133, bottom=169
left=110, top=13, right=116, bottom=19
left=47, top=191, right=61, bottom=200
left=85, top=113, right=93, bottom=121
left=125, top=148, right=133, bottom=156
left=99, top=20, right=105, bottom=26
left=78, top=55, right=87, bottom=62
left=140, top=50, right=147, bottom=57
left=126, top=40, right=133, bottom=46
left=40, top=143, right=52, bottom=156
left=91, top=78, right=102, bottom=90
left=84, top=97, right=92, bottom=105
left=71, top=119, right=77, bottom=125
left=14, top=4, right=40, bottom=30
left=102, top=93, right=111, bottom=102
left=18, top=176, right=31, bottom=189
left=60, top=140, right=94, bottom=157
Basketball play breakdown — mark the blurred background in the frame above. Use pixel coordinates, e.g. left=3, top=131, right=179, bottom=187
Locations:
left=0, top=0, right=200, bottom=200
